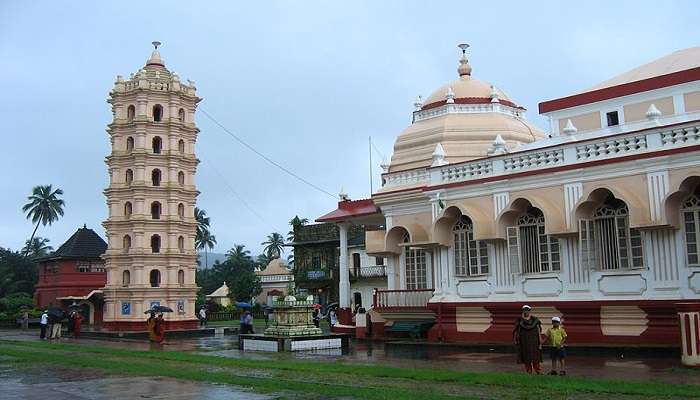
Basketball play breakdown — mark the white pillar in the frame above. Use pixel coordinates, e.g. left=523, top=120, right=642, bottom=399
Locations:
left=338, top=222, right=350, bottom=308
left=399, top=249, right=407, bottom=290
left=441, top=247, right=451, bottom=295
left=386, top=255, right=396, bottom=290
left=425, top=250, right=434, bottom=290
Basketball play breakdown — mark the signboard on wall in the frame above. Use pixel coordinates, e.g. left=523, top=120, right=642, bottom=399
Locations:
left=176, top=300, right=185, bottom=314
left=121, top=302, right=131, bottom=315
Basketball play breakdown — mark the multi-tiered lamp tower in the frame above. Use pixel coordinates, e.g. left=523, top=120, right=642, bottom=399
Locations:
left=102, top=42, right=200, bottom=330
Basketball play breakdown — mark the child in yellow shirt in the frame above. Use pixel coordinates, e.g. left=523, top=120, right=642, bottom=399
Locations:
left=544, top=316, right=567, bottom=375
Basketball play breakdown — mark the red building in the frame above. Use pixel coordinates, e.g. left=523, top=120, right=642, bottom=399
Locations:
left=34, top=226, right=108, bottom=326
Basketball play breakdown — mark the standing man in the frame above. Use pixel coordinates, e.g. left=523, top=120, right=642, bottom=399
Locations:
left=50, top=311, right=63, bottom=340
left=39, top=310, right=49, bottom=339
left=198, top=306, right=207, bottom=328
left=21, top=309, right=29, bottom=330
left=513, top=305, right=542, bottom=374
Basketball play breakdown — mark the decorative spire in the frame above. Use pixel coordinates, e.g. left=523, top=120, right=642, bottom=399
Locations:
left=488, top=134, right=508, bottom=155
left=146, top=41, right=165, bottom=67
left=646, top=103, right=662, bottom=125
left=562, top=119, right=578, bottom=135
left=339, top=187, right=350, bottom=201
left=457, top=43, right=472, bottom=77
left=490, top=85, right=500, bottom=103
left=380, top=156, right=390, bottom=173
left=431, top=143, right=448, bottom=166
left=414, top=95, right=423, bottom=111
left=446, top=87, right=455, bottom=104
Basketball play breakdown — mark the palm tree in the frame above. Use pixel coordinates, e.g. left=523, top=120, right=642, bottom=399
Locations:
left=194, top=207, right=210, bottom=238
left=22, top=237, right=53, bottom=258
left=287, top=215, right=309, bottom=242
left=195, top=230, right=217, bottom=268
left=226, top=244, right=251, bottom=262
left=261, top=232, right=285, bottom=258
left=287, top=216, right=308, bottom=267
left=21, top=185, right=65, bottom=255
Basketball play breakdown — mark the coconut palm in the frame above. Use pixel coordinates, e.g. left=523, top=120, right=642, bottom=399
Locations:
left=261, top=232, right=285, bottom=258
left=226, top=244, right=251, bottom=262
left=196, top=230, right=217, bottom=268
left=287, top=216, right=308, bottom=266
left=22, top=237, right=53, bottom=258
left=194, top=207, right=210, bottom=238
left=21, top=185, right=65, bottom=255
left=287, top=215, right=309, bottom=242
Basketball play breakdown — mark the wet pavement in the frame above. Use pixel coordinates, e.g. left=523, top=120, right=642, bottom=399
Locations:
left=2, top=328, right=700, bottom=397
left=0, top=363, right=275, bottom=400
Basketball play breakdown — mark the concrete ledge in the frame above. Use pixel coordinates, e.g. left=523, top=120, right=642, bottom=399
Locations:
left=239, top=333, right=350, bottom=352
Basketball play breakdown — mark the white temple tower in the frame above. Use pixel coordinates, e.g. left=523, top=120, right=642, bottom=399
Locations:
left=101, top=42, right=200, bottom=330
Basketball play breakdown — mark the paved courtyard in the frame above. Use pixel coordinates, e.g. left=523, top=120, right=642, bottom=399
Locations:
left=2, top=328, right=700, bottom=399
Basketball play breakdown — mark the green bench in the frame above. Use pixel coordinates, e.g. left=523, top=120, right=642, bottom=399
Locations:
left=386, top=320, right=434, bottom=339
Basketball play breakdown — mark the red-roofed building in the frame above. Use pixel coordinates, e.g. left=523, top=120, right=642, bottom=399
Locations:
left=34, top=226, right=108, bottom=326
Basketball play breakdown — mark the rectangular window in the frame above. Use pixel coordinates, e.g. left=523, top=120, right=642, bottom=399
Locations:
left=686, top=211, right=699, bottom=266
left=454, top=228, right=488, bottom=276
left=77, top=262, right=90, bottom=273
left=606, top=111, right=619, bottom=127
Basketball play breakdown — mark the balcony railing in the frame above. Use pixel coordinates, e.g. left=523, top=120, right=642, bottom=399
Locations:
left=350, top=265, right=386, bottom=279
left=380, top=119, right=700, bottom=190
left=373, top=289, right=434, bottom=309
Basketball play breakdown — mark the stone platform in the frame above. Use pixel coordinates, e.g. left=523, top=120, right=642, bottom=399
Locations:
left=79, top=327, right=236, bottom=340
left=239, top=333, right=350, bottom=352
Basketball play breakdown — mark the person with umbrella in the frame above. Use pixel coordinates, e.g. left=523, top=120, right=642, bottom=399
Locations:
left=72, top=310, right=84, bottom=338
left=312, top=304, right=321, bottom=328
left=48, top=307, right=64, bottom=340
left=146, top=311, right=157, bottom=342
left=154, top=313, right=166, bottom=343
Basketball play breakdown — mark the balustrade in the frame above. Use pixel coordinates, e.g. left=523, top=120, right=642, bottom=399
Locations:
left=373, top=289, right=434, bottom=309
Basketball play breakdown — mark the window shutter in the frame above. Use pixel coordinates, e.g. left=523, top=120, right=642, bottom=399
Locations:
left=579, top=219, right=596, bottom=270
left=507, top=226, right=521, bottom=274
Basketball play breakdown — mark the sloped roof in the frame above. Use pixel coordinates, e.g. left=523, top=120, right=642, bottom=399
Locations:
left=206, top=282, right=229, bottom=298
left=586, top=46, right=700, bottom=91
left=36, top=226, right=107, bottom=262
left=256, top=258, right=292, bottom=276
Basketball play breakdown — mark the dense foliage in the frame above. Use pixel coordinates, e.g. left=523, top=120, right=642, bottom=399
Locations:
left=196, top=244, right=262, bottom=304
left=0, top=248, right=39, bottom=319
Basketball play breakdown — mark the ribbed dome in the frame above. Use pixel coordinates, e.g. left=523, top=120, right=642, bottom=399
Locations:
left=384, top=45, right=546, bottom=174
left=423, top=75, right=515, bottom=107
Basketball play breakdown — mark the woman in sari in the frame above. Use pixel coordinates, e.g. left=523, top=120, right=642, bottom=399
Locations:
left=146, top=312, right=158, bottom=342
left=513, top=305, right=543, bottom=374
left=72, top=311, right=83, bottom=338
left=153, top=313, right=166, bottom=343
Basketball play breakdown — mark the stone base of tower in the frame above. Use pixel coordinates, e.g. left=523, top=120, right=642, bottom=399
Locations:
left=102, top=318, right=199, bottom=332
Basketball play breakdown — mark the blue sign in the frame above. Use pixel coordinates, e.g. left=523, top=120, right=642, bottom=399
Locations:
left=176, top=300, right=185, bottom=314
left=121, top=302, right=131, bottom=315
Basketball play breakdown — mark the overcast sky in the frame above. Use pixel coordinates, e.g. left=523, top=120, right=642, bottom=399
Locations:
left=1, top=1, right=699, bottom=256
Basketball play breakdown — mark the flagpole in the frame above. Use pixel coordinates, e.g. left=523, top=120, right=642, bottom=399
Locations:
left=369, top=136, right=373, bottom=195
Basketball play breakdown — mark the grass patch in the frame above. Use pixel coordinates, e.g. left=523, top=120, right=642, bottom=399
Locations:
left=0, top=339, right=697, bottom=399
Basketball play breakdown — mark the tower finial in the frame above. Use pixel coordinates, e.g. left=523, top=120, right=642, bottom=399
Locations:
left=457, top=43, right=472, bottom=77
left=152, top=41, right=161, bottom=50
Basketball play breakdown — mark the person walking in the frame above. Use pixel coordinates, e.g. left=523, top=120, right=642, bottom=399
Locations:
left=154, top=313, right=165, bottom=343
left=21, top=310, right=29, bottom=330
left=198, top=307, right=207, bottom=328
left=329, top=308, right=338, bottom=327
left=544, top=316, right=567, bottom=375
left=513, top=305, right=542, bottom=374
left=312, top=308, right=321, bottom=328
left=50, top=312, right=63, bottom=340
left=147, top=312, right=157, bottom=342
left=39, top=310, right=49, bottom=339
left=244, top=310, right=254, bottom=334
left=72, top=311, right=83, bottom=339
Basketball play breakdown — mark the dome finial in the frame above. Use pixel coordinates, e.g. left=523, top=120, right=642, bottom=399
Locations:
left=457, top=43, right=472, bottom=77
left=146, top=41, right=164, bottom=67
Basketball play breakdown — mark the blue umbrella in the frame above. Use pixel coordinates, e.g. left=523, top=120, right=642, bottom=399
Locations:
left=235, top=302, right=252, bottom=309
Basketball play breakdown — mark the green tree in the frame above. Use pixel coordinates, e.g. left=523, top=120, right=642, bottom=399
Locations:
left=195, top=230, right=217, bottom=268
left=0, top=248, right=38, bottom=298
left=196, top=253, right=261, bottom=304
left=226, top=244, right=251, bottom=262
left=261, top=232, right=285, bottom=259
left=22, top=237, right=53, bottom=258
left=21, top=185, right=65, bottom=255
left=256, top=253, right=272, bottom=270
left=286, top=216, right=308, bottom=267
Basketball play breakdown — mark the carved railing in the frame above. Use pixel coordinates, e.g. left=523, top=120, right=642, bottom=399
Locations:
left=380, top=121, right=700, bottom=190
left=350, top=265, right=386, bottom=279
left=373, top=289, right=434, bottom=309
